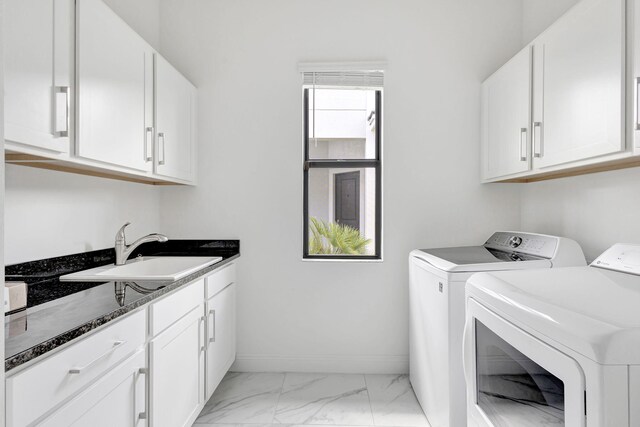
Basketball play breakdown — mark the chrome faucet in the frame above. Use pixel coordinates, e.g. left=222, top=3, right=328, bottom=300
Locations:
left=115, top=222, right=168, bottom=265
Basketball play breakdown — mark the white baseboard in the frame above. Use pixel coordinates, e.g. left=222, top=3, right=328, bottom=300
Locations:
left=231, top=353, right=409, bottom=374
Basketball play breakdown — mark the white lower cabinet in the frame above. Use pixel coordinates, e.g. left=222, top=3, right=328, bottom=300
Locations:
left=150, top=305, right=206, bottom=427
left=39, top=349, right=147, bottom=427
left=206, top=283, right=237, bottom=400
left=6, top=309, right=146, bottom=427
left=5, top=263, right=237, bottom=427
left=149, top=265, right=237, bottom=426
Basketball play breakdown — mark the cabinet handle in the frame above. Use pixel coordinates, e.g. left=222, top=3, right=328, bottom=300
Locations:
left=209, top=309, right=216, bottom=343
left=199, top=316, right=206, bottom=353
left=137, top=368, right=148, bottom=420
left=636, top=77, right=640, bottom=130
left=68, top=340, right=126, bottom=374
left=519, top=128, right=527, bottom=161
left=533, top=122, right=543, bottom=158
left=158, top=132, right=166, bottom=165
left=53, top=86, right=70, bottom=138
left=144, top=127, right=154, bottom=162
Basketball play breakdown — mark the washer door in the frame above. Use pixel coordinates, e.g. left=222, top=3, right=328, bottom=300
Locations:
left=463, top=299, right=586, bottom=427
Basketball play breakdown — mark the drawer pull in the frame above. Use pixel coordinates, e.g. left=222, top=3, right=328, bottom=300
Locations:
left=68, top=340, right=126, bottom=374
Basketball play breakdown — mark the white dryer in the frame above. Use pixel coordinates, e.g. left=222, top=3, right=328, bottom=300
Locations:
left=409, top=232, right=586, bottom=427
left=464, top=244, right=640, bottom=427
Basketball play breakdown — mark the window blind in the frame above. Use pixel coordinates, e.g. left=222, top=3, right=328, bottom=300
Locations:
left=302, top=71, right=384, bottom=88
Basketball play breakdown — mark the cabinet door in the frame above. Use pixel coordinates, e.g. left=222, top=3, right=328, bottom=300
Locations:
left=4, top=0, right=72, bottom=154
left=155, top=54, right=197, bottom=183
left=205, top=283, right=237, bottom=400
left=39, top=350, right=146, bottom=427
left=150, top=305, right=205, bottom=427
left=76, top=0, right=154, bottom=172
left=532, top=0, right=625, bottom=169
left=481, top=46, right=532, bottom=181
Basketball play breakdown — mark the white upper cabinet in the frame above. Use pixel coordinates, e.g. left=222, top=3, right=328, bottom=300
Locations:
left=4, top=0, right=73, bottom=154
left=76, top=0, right=154, bottom=172
left=481, top=0, right=629, bottom=182
left=155, top=55, right=198, bottom=183
left=4, top=0, right=197, bottom=184
left=481, top=47, right=532, bottom=181
left=531, top=0, right=625, bottom=169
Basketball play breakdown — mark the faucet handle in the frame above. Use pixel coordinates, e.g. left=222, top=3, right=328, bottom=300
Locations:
left=116, top=222, right=132, bottom=245
left=148, top=233, right=169, bottom=242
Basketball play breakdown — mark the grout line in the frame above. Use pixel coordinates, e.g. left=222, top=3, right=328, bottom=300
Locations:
left=363, top=374, right=376, bottom=426
left=270, top=371, right=288, bottom=424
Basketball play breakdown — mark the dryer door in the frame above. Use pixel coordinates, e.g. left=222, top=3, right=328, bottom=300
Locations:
left=463, top=299, right=586, bottom=427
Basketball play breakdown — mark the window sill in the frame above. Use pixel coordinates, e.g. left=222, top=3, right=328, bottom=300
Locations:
left=301, top=257, right=383, bottom=263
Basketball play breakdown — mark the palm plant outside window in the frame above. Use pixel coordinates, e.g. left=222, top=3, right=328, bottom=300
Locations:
left=302, top=71, right=383, bottom=259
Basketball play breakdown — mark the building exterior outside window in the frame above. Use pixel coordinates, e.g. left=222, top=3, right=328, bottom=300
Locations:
left=302, top=70, right=383, bottom=260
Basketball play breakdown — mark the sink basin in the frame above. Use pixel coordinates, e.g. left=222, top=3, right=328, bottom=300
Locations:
left=59, top=256, right=223, bottom=282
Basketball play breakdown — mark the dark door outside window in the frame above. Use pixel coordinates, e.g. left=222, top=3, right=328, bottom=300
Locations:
left=334, top=171, right=360, bottom=230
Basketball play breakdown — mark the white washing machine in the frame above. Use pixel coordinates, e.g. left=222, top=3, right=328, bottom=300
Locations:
left=409, top=232, right=586, bottom=427
left=464, top=243, right=640, bottom=427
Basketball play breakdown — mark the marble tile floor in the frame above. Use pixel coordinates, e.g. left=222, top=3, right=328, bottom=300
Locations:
left=195, top=372, right=431, bottom=427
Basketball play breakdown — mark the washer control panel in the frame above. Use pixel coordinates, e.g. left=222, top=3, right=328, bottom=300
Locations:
left=484, top=232, right=558, bottom=259
left=591, top=243, right=640, bottom=275
left=508, top=236, right=523, bottom=248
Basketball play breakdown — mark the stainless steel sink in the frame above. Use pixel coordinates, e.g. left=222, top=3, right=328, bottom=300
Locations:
left=59, top=256, right=223, bottom=282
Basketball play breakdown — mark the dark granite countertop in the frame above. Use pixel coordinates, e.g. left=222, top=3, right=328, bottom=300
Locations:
left=5, top=240, right=239, bottom=372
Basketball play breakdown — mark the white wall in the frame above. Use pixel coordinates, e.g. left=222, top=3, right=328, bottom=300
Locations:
left=103, top=0, right=161, bottom=50
left=522, top=0, right=580, bottom=43
left=4, top=0, right=163, bottom=264
left=5, top=166, right=162, bottom=264
left=520, top=168, right=640, bottom=262
left=158, top=0, right=523, bottom=373
left=518, top=0, right=638, bottom=263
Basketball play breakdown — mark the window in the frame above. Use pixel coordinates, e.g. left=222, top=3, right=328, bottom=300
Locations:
left=302, top=70, right=383, bottom=259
